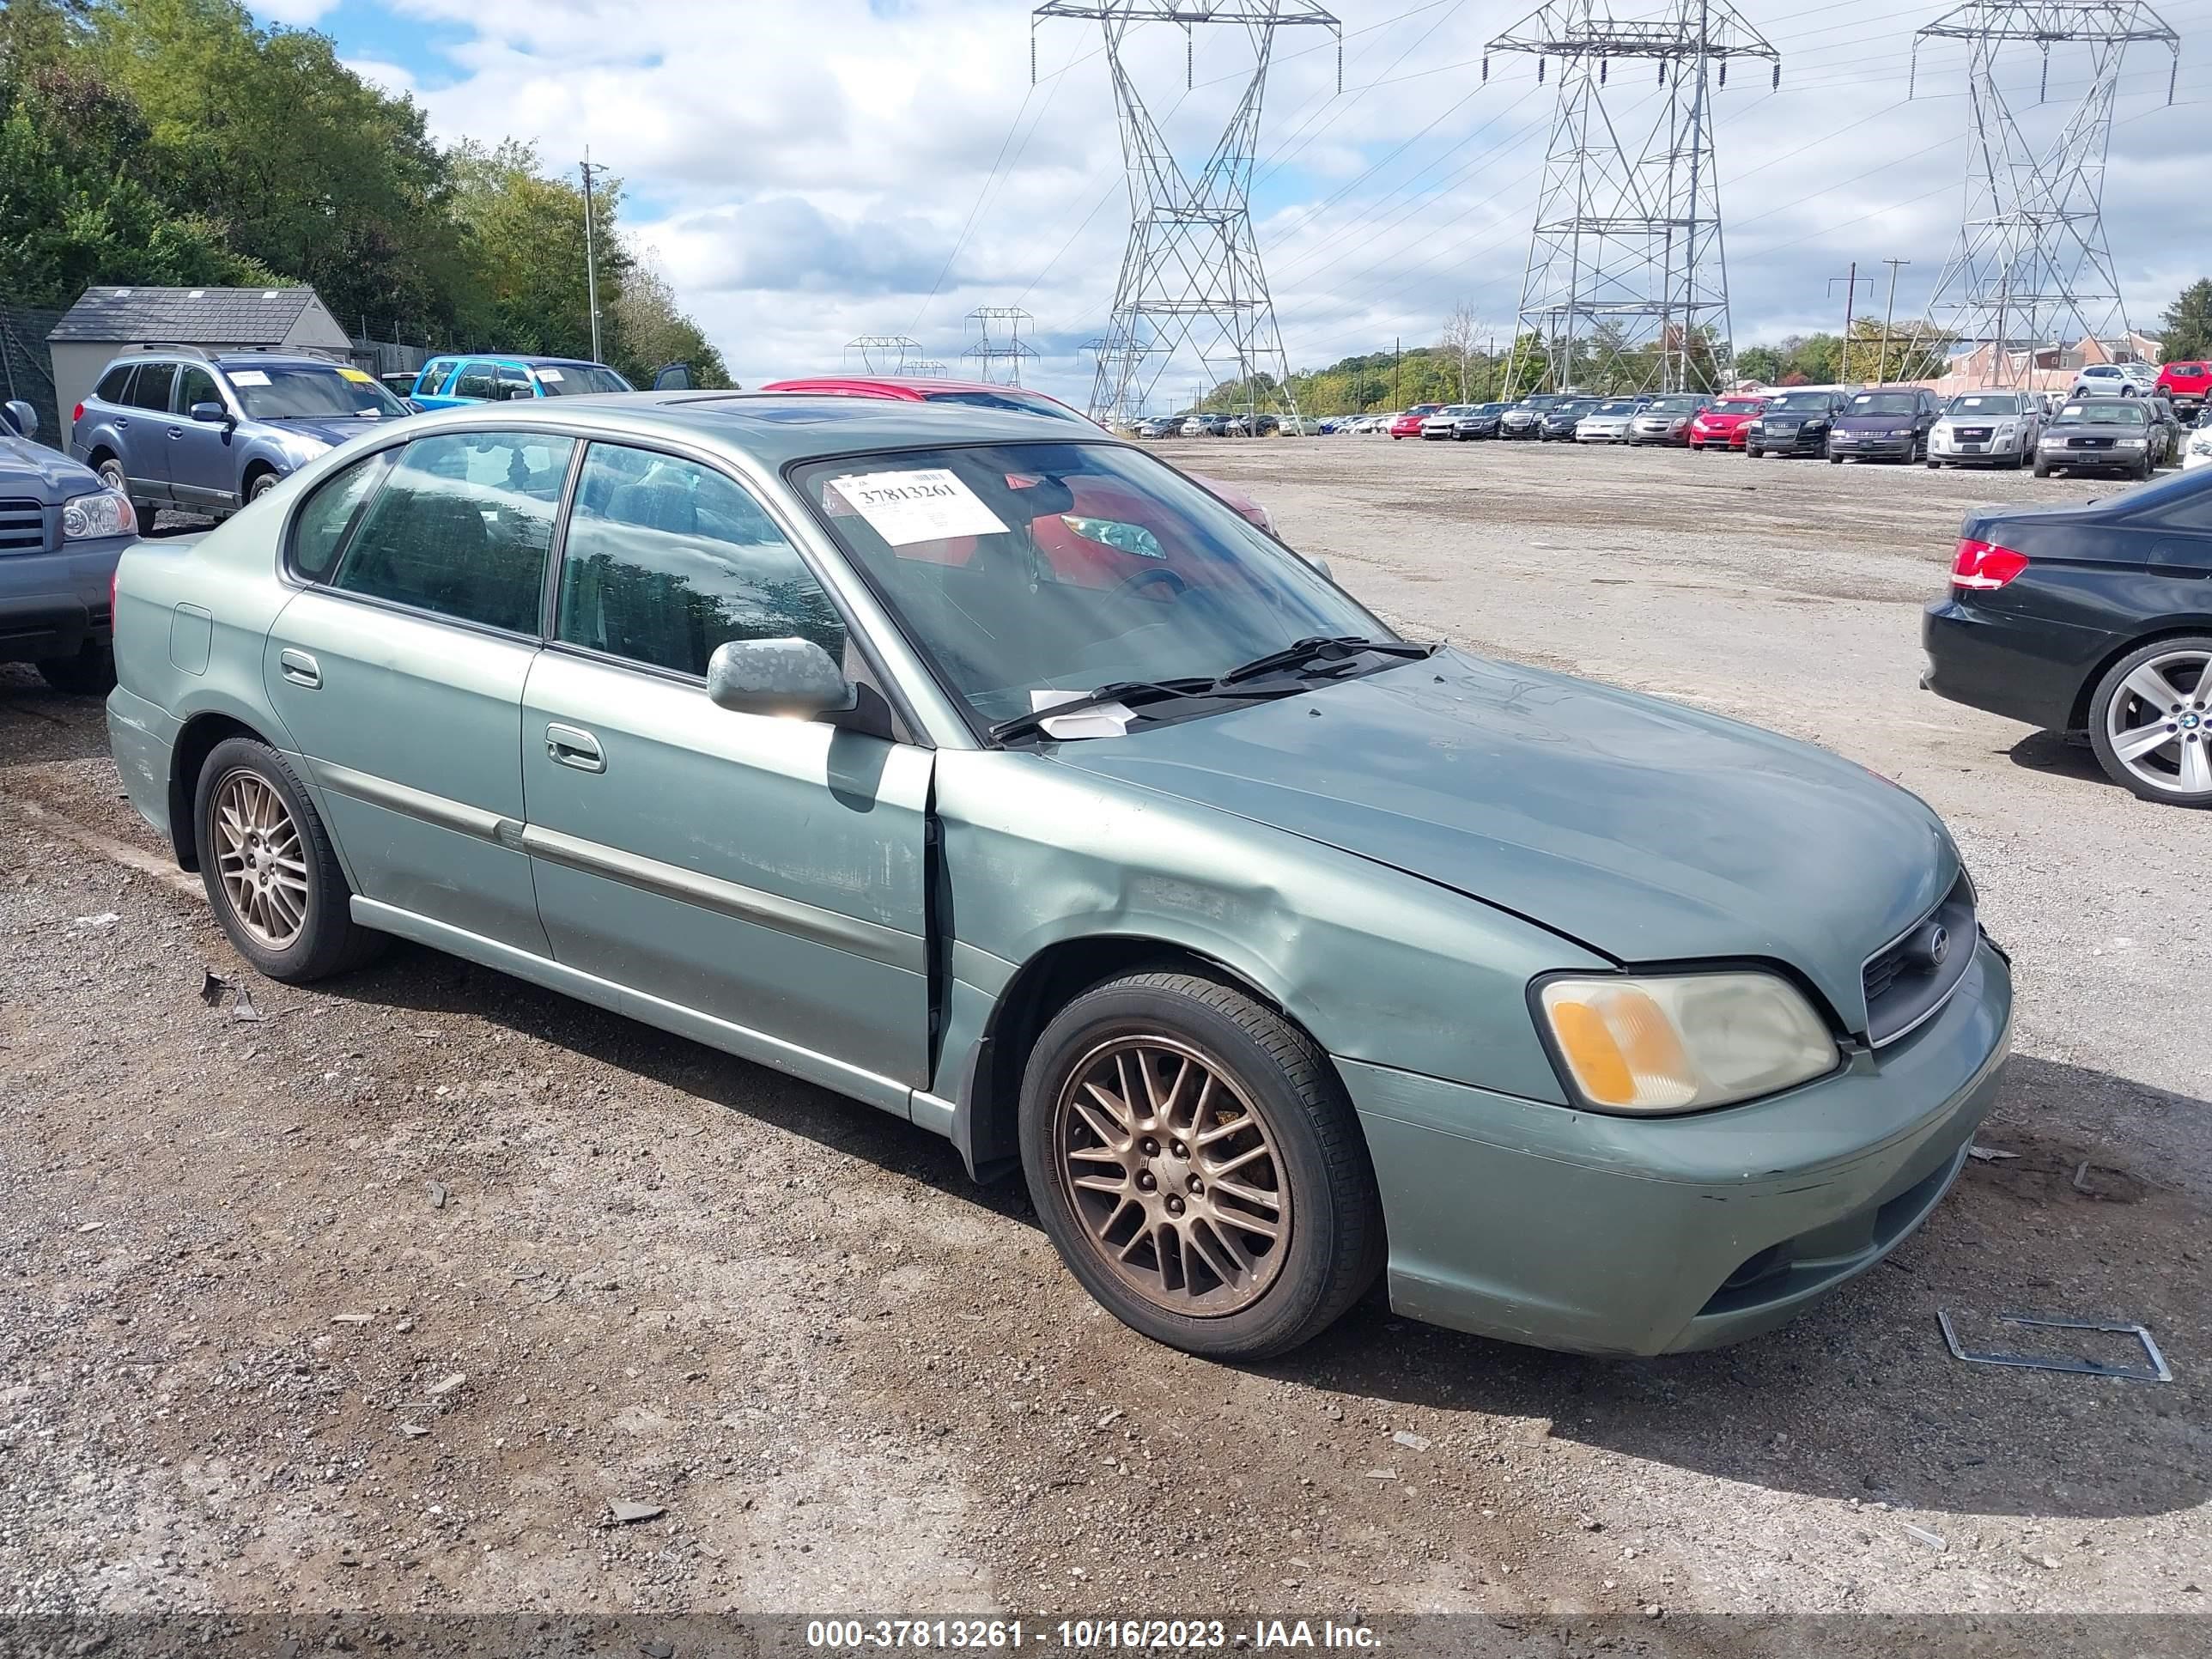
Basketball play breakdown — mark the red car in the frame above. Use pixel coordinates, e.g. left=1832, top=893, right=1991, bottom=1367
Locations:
left=1389, top=404, right=1443, bottom=440
left=1688, top=395, right=1767, bottom=451
left=2154, top=360, right=2209, bottom=420
left=759, top=375, right=1274, bottom=533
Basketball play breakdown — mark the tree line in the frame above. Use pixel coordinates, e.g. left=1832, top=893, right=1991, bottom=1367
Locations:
left=0, top=0, right=728, bottom=387
left=1194, top=281, right=2212, bottom=416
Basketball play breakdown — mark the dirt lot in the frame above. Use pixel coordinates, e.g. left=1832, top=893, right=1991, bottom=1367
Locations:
left=2, top=437, right=2205, bottom=1629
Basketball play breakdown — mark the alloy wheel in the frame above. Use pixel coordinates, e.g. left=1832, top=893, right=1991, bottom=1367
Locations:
left=2105, top=649, right=2212, bottom=798
left=1052, top=1035, right=1291, bottom=1316
left=211, top=768, right=311, bottom=947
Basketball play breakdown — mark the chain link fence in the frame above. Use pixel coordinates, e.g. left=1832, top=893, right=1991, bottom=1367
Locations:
left=0, top=301, right=64, bottom=448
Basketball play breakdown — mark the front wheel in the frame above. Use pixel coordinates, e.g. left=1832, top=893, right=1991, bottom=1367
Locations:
left=194, top=736, right=386, bottom=981
left=2033, top=459, right=2052, bottom=478
left=1926, top=459, right=1942, bottom=471
left=1829, top=453, right=1844, bottom=465
left=2087, top=638, right=2212, bottom=806
left=1018, top=971, right=1384, bottom=1361
left=1746, top=447, right=1762, bottom=459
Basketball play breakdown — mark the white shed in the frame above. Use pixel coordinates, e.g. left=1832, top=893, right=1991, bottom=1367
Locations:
left=47, top=287, right=353, bottom=447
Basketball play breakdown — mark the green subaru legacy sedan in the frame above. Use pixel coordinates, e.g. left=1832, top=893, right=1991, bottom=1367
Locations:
left=106, top=393, right=2013, bottom=1361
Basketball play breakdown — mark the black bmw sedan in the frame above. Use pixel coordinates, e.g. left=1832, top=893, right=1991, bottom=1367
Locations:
left=1923, top=465, right=2212, bottom=806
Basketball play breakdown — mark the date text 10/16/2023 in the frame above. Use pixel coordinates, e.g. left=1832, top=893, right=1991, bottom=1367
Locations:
left=805, top=1620, right=1384, bottom=1650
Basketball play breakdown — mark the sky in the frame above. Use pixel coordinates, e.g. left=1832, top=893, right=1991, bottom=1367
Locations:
left=256, top=0, right=2212, bottom=408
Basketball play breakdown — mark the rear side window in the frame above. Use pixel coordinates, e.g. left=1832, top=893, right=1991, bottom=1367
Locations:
left=556, top=442, right=844, bottom=674
left=289, top=451, right=394, bottom=582
left=331, top=432, right=574, bottom=633
left=128, top=362, right=177, bottom=411
left=94, top=364, right=135, bottom=402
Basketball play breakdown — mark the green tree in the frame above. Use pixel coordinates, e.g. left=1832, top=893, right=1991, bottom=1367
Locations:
left=2158, top=280, right=2212, bottom=362
left=608, top=252, right=731, bottom=387
left=445, top=137, right=623, bottom=359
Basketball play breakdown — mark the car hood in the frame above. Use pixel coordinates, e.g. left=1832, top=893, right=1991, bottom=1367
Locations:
left=1837, top=414, right=1915, bottom=431
left=263, top=417, right=380, bottom=452
left=1, top=436, right=102, bottom=498
left=1047, top=651, right=1955, bottom=1026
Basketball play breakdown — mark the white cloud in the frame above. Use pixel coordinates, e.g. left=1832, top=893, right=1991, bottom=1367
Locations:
left=336, top=0, right=2211, bottom=402
left=255, top=0, right=343, bottom=24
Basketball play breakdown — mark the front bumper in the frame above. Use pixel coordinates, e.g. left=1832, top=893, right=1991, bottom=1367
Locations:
left=2038, top=444, right=2146, bottom=473
left=1628, top=423, right=1689, bottom=445
left=1750, top=427, right=1829, bottom=454
left=1577, top=426, right=1629, bottom=442
left=1830, top=432, right=1917, bottom=460
left=1341, top=938, right=2013, bottom=1356
left=0, top=536, right=131, bottom=665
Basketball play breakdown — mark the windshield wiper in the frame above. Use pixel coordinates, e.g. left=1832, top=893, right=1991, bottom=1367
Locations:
left=989, top=678, right=1304, bottom=745
left=1214, top=635, right=1437, bottom=686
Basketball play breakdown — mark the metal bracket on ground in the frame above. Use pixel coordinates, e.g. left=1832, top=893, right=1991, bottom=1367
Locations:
left=1937, top=1310, right=2172, bottom=1382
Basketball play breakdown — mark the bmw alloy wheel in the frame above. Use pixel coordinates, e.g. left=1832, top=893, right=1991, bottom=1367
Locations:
left=2101, top=647, right=2212, bottom=799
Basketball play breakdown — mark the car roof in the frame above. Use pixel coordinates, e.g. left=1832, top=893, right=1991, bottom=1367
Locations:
left=208, top=352, right=357, bottom=371
left=359, top=391, right=1114, bottom=467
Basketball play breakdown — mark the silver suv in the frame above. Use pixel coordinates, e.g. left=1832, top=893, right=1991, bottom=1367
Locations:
left=70, top=348, right=409, bottom=524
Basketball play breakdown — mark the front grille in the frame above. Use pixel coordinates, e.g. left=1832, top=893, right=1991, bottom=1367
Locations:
left=2069, top=436, right=2114, bottom=449
left=1863, top=873, right=1977, bottom=1045
left=0, top=498, right=46, bottom=553
left=1955, top=426, right=1992, bottom=441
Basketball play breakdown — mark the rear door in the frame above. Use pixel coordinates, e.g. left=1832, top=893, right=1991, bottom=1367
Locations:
left=118, top=361, right=179, bottom=503
left=520, top=440, right=933, bottom=1099
left=264, top=428, right=574, bottom=955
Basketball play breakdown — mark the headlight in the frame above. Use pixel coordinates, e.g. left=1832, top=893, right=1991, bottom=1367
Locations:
left=61, top=490, right=137, bottom=540
left=2116, top=436, right=2146, bottom=447
left=1536, top=971, right=1838, bottom=1114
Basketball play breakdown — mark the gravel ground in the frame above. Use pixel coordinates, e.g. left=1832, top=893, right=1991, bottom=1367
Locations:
left=1, top=437, right=2204, bottom=1629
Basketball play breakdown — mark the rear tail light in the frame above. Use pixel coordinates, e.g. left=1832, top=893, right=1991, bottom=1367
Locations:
left=72, top=403, right=84, bottom=426
left=1952, top=538, right=2028, bottom=589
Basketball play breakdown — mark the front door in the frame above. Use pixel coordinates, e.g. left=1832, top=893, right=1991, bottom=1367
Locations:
left=167, top=364, right=239, bottom=514
left=263, top=428, right=576, bottom=955
left=520, top=441, right=933, bottom=1097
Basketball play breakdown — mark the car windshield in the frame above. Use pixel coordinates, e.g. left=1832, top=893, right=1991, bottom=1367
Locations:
left=1944, top=393, right=2020, bottom=415
left=225, top=364, right=407, bottom=421
left=1850, top=392, right=1919, bottom=414
left=1646, top=396, right=1703, bottom=414
left=1711, top=399, right=1763, bottom=415
left=1439, top=406, right=1474, bottom=416
left=1591, top=401, right=1639, bottom=415
left=530, top=363, right=633, bottom=396
left=792, top=441, right=1387, bottom=730
left=2057, top=402, right=2148, bottom=425
left=1763, top=392, right=1833, bottom=412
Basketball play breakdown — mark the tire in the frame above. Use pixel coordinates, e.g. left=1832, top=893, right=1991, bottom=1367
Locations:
left=1926, top=459, right=1941, bottom=471
left=2134, top=457, right=2153, bottom=481
left=1018, top=970, right=1385, bottom=1361
left=2033, top=459, right=2051, bottom=478
left=2086, top=637, right=2212, bottom=807
left=36, top=640, right=115, bottom=695
left=192, top=736, right=385, bottom=981
left=247, top=470, right=281, bottom=503
left=1829, top=453, right=1843, bottom=465
left=1746, top=447, right=1762, bottom=459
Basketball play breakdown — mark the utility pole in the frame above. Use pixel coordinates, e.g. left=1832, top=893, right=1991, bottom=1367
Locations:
left=1393, top=336, right=1401, bottom=409
left=1829, top=263, right=1873, bottom=380
left=580, top=150, right=607, bottom=364
left=1876, top=258, right=1911, bottom=384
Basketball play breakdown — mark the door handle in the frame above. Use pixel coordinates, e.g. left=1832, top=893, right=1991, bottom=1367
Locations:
left=167, top=426, right=183, bottom=440
left=278, top=648, right=321, bottom=689
left=546, top=723, right=605, bottom=772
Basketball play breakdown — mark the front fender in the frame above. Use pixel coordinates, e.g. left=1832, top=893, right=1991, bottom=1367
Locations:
left=933, top=748, right=1599, bottom=1108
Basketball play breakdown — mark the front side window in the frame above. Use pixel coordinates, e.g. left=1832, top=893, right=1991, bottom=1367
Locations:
left=331, top=432, right=574, bottom=632
left=556, top=443, right=843, bottom=675
left=495, top=365, right=533, bottom=402
left=289, top=451, right=394, bottom=582
left=224, top=363, right=406, bottom=422
left=128, top=362, right=177, bottom=411
left=453, top=362, right=500, bottom=400
left=416, top=358, right=458, bottom=395
left=792, top=441, right=1383, bottom=729
left=176, top=367, right=222, bottom=417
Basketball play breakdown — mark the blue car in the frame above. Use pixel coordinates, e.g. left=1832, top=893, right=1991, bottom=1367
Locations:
left=70, top=349, right=410, bottom=520
left=2, top=398, right=139, bottom=691
left=408, top=354, right=635, bottom=409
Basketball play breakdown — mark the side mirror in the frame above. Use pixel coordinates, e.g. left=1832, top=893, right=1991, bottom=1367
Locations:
left=1301, top=552, right=1334, bottom=583
left=189, top=401, right=232, bottom=426
left=706, top=636, right=856, bottom=719
left=3, top=399, right=36, bottom=439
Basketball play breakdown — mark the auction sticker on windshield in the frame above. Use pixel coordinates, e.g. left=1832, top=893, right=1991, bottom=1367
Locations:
left=229, top=369, right=270, bottom=386
left=337, top=367, right=375, bottom=385
left=829, top=469, right=1008, bottom=546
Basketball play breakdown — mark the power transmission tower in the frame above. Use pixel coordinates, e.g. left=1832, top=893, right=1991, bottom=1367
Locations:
left=1033, top=1, right=1339, bottom=428
left=1912, top=3, right=2181, bottom=386
left=844, top=335, right=923, bottom=374
left=1487, top=0, right=1778, bottom=396
left=964, top=307, right=1040, bottom=386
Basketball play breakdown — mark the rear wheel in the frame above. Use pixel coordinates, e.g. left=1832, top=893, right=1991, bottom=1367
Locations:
left=2087, top=639, right=2212, bottom=806
left=194, top=736, right=386, bottom=981
left=1019, top=971, right=1384, bottom=1360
